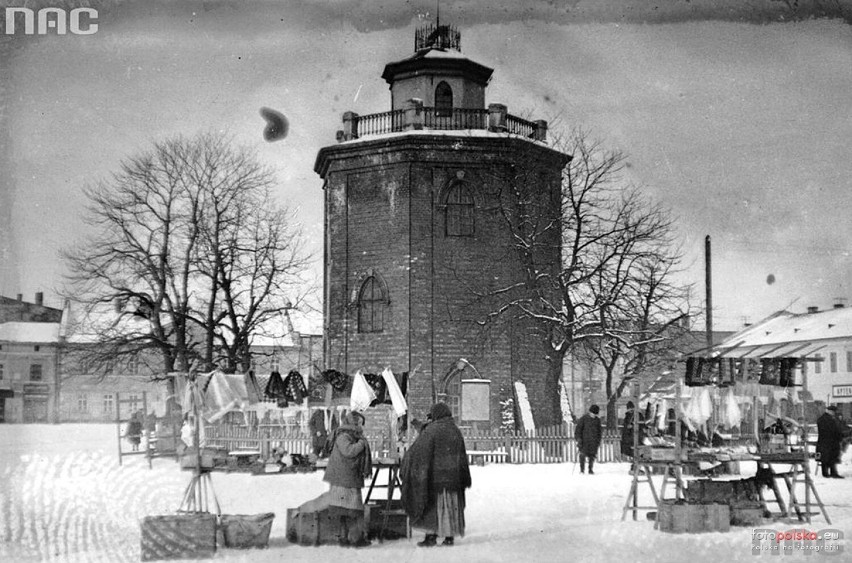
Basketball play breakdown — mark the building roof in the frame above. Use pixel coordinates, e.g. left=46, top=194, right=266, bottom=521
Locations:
left=709, top=306, right=852, bottom=359
left=382, top=47, right=494, bottom=86
left=0, top=321, right=61, bottom=343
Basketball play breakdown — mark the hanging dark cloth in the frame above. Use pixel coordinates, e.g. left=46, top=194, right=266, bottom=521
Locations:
left=685, top=357, right=709, bottom=386
left=322, top=369, right=350, bottom=392
left=265, top=370, right=288, bottom=407
left=397, top=371, right=409, bottom=397
left=363, top=373, right=386, bottom=406
left=759, top=359, right=780, bottom=386
left=283, top=370, right=308, bottom=403
left=778, top=358, right=797, bottom=387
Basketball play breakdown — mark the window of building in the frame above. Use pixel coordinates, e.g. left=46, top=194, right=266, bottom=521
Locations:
left=77, top=394, right=88, bottom=413
left=830, top=352, right=838, bottom=373
left=103, top=394, right=114, bottom=415
left=435, top=81, right=453, bottom=117
left=358, top=276, right=386, bottom=333
left=128, top=394, right=139, bottom=414
left=30, top=364, right=43, bottom=381
left=445, top=182, right=474, bottom=237
left=847, top=351, right=852, bottom=372
left=815, top=354, right=823, bottom=374
left=270, top=355, right=280, bottom=373
left=34, top=345, right=40, bottom=352
left=0, top=363, right=4, bottom=380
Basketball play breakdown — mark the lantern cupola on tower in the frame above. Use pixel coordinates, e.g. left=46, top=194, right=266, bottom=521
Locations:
left=381, top=23, right=493, bottom=112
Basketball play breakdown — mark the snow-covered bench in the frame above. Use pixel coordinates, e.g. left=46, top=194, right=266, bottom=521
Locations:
left=468, top=450, right=509, bottom=466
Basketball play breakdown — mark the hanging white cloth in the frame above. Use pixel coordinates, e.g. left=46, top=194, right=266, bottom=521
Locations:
left=350, top=370, right=376, bottom=411
left=656, top=399, right=669, bottom=431
left=204, top=371, right=249, bottom=423
left=381, top=367, right=407, bottom=416
left=723, top=388, right=742, bottom=429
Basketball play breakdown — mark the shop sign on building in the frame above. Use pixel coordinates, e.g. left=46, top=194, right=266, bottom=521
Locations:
left=23, top=382, right=50, bottom=397
left=832, top=385, right=852, bottom=399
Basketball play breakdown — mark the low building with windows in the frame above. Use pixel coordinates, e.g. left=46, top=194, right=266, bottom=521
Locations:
left=2, top=294, right=321, bottom=423
left=0, top=293, right=63, bottom=423
left=710, top=304, right=852, bottom=419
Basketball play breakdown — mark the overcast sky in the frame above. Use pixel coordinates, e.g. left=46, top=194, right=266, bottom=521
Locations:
left=2, top=0, right=852, bottom=331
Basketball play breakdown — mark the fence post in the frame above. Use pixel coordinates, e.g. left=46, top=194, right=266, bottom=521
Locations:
left=533, top=119, right=548, bottom=141
left=342, top=111, right=359, bottom=140
left=488, top=103, right=507, bottom=132
left=403, top=98, right=424, bottom=130
left=504, top=433, right=512, bottom=463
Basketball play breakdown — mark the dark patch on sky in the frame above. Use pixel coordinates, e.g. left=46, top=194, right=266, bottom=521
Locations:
left=260, top=107, right=288, bottom=142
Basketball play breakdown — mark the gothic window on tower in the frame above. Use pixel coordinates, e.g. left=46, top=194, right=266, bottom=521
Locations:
left=445, top=181, right=474, bottom=237
left=435, top=81, right=453, bottom=118
left=358, top=275, right=386, bottom=333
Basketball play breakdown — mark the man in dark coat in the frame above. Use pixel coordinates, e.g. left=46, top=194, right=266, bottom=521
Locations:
left=817, top=406, right=846, bottom=478
left=401, top=402, right=471, bottom=547
left=575, top=404, right=602, bottom=474
left=308, top=409, right=328, bottom=457
left=620, top=401, right=644, bottom=460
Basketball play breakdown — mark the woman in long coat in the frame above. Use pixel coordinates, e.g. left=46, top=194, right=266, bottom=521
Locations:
left=323, top=411, right=373, bottom=546
left=401, top=402, right=471, bottom=547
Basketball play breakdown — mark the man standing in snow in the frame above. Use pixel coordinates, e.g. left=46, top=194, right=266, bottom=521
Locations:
left=817, top=405, right=846, bottom=478
left=575, top=405, right=602, bottom=474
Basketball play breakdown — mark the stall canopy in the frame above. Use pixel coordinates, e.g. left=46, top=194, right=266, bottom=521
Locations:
left=705, top=308, right=852, bottom=361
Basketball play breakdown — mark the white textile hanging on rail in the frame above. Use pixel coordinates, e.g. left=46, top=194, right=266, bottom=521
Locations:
left=350, top=370, right=376, bottom=411
left=381, top=367, right=407, bottom=416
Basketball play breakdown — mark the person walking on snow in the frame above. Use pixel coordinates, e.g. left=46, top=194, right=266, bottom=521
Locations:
left=575, top=405, right=602, bottom=474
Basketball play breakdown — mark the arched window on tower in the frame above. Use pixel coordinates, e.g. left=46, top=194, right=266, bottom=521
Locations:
left=435, top=81, right=453, bottom=118
left=445, top=181, right=474, bottom=237
left=357, top=275, right=385, bottom=333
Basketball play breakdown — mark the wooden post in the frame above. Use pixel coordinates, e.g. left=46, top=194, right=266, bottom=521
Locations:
left=674, top=379, right=683, bottom=499
left=116, top=392, right=122, bottom=465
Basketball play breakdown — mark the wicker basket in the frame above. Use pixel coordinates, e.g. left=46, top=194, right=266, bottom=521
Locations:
left=219, top=513, right=275, bottom=549
left=140, top=513, right=217, bottom=561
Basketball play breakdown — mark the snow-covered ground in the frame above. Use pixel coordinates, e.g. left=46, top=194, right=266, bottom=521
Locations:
left=1, top=424, right=849, bottom=562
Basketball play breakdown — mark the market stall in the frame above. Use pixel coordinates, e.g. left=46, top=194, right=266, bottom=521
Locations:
left=622, top=353, right=831, bottom=531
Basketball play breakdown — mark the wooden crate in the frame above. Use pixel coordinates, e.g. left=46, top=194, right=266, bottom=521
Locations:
left=365, top=502, right=409, bottom=540
left=658, top=502, right=730, bottom=534
left=140, top=513, right=217, bottom=561
left=685, top=480, right=735, bottom=503
left=730, top=505, right=765, bottom=527
left=285, top=507, right=340, bottom=546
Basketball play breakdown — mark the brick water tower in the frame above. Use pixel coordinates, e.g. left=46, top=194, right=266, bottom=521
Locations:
left=314, top=24, right=570, bottom=429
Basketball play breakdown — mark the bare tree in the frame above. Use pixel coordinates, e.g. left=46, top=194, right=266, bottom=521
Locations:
left=476, top=129, right=692, bottom=427
left=578, top=224, right=694, bottom=429
left=62, top=133, right=312, bottom=384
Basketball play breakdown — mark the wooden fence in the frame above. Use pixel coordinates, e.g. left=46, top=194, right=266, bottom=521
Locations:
left=203, top=422, right=625, bottom=465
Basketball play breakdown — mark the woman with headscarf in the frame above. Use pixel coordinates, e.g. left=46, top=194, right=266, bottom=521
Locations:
left=323, top=411, right=373, bottom=547
left=401, top=402, right=471, bottom=547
